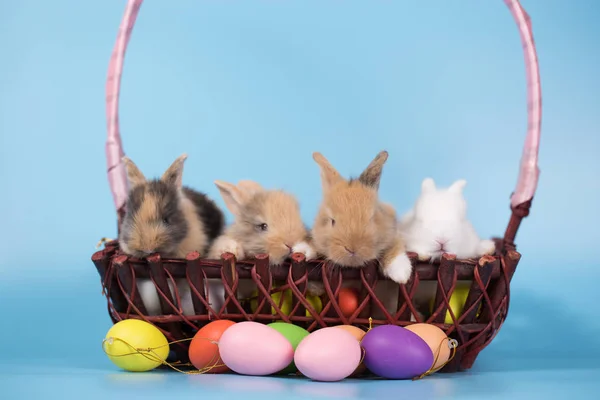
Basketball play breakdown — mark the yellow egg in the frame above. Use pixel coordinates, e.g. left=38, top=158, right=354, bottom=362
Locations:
left=250, top=289, right=292, bottom=315
left=250, top=289, right=322, bottom=317
left=429, top=281, right=481, bottom=324
left=103, top=319, right=169, bottom=372
left=305, top=294, right=323, bottom=318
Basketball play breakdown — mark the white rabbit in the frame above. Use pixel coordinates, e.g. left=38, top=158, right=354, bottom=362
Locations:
left=398, top=178, right=495, bottom=261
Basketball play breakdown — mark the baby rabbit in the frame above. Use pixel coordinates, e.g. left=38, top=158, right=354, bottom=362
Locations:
left=310, top=151, right=413, bottom=285
left=118, top=153, right=226, bottom=316
left=207, top=180, right=316, bottom=264
left=207, top=179, right=317, bottom=301
left=119, top=153, right=225, bottom=258
left=398, top=178, right=496, bottom=261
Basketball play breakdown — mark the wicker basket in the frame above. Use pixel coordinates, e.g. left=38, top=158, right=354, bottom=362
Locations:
left=92, top=0, right=542, bottom=374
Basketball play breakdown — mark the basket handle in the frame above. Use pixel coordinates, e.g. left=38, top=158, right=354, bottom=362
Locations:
left=504, top=0, right=542, bottom=210
left=105, top=0, right=143, bottom=228
left=104, top=0, right=542, bottom=235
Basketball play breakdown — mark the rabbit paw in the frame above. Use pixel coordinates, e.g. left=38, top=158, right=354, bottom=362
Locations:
left=478, top=239, right=496, bottom=256
left=214, top=237, right=245, bottom=259
left=417, top=252, right=432, bottom=262
left=292, top=241, right=317, bottom=260
left=385, top=253, right=413, bottom=284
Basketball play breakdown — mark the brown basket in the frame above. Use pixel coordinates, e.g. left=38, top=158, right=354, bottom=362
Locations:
left=93, top=0, right=542, bottom=374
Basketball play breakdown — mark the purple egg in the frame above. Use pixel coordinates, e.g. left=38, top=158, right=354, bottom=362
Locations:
left=361, top=325, right=434, bottom=379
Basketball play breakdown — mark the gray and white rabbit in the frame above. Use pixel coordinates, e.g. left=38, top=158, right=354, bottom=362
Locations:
left=118, top=154, right=225, bottom=316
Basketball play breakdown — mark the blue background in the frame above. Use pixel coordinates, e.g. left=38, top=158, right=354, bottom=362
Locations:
left=1, top=0, right=599, bottom=398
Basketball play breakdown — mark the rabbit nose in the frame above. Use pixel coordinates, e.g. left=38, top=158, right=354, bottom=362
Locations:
left=285, top=244, right=293, bottom=252
left=435, top=239, right=448, bottom=249
left=344, top=246, right=355, bottom=256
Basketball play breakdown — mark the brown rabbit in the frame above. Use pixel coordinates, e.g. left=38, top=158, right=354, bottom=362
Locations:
left=118, top=154, right=225, bottom=259
left=207, top=180, right=315, bottom=265
left=310, top=151, right=413, bottom=284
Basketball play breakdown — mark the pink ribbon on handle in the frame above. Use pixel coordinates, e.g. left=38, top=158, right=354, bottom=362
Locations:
left=105, top=0, right=144, bottom=214
left=503, top=0, right=542, bottom=207
left=104, top=0, right=542, bottom=215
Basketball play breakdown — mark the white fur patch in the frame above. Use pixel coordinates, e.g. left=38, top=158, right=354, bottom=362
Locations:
left=417, top=252, right=432, bottom=262
left=478, top=239, right=496, bottom=256
left=292, top=241, right=317, bottom=260
left=216, top=237, right=245, bottom=259
left=385, top=252, right=413, bottom=284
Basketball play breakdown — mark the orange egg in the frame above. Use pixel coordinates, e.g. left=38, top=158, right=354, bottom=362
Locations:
left=189, top=320, right=236, bottom=373
left=332, top=325, right=367, bottom=376
left=338, top=287, right=359, bottom=317
left=405, top=323, right=452, bottom=372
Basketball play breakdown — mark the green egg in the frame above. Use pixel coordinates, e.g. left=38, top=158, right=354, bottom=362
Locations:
left=267, top=322, right=310, bottom=375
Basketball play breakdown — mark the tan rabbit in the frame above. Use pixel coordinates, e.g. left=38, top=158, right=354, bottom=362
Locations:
left=206, top=179, right=317, bottom=301
left=310, top=151, right=413, bottom=285
left=207, top=180, right=316, bottom=264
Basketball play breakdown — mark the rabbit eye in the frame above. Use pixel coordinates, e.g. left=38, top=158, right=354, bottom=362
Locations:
left=162, top=217, right=170, bottom=225
left=257, top=223, right=268, bottom=231
left=330, top=218, right=336, bottom=227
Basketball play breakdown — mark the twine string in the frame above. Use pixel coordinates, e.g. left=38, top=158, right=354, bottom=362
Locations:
left=358, top=346, right=366, bottom=366
left=413, top=337, right=459, bottom=380
left=102, top=336, right=224, bottom=374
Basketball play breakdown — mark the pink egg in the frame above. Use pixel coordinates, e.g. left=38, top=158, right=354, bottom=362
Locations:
left=218, top=321, right=294, bottom=376
left=294, top=327, right=362, bottom=382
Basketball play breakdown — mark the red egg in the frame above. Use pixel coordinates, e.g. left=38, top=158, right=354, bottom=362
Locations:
left=189, top=320, right=236, bottom=373
left=338, top=288, right=359, bottom=317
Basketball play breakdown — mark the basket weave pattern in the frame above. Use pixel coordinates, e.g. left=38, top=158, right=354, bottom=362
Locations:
left=93, top=201, right=528, bottom=372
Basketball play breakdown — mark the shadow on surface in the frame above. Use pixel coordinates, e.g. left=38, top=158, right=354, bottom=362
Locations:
left=1, top=263, right=598, bottom=377
left=469, top=288, right=599, bottom=373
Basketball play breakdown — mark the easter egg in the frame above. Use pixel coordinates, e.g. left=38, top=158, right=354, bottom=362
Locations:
left=405, top=323, right=451, bottom=372
left=294, top=327, right=361, bottom=382
left=338, top=287, right=359, bottom=317
left=267, top=322, right=310, bottom=374
left=332, top=324, right=366, bottom=341
left=250, top=289, right=323, bottom=318
left=103, top=319, right=169, bottom=372
left=219, top=321, right=294, bottom=375
left=361, top=325, right=433, bottom=379
left=332, top=325, right=367, bottom=376
left=250, top=289, right=292, bottom=315
left=188, top=319, right=236, bottom=373
left=429, top=281, right=482, bottom=324
left=305, top=294, right=323, bottom=318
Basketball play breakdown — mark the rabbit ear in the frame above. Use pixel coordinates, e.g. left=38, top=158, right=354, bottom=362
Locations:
left=358, top=150, right=389, bottom=190
left=214, top=180, right=247, bottom=216
left=161, top=153, right=188, bottom=187
left=313, top=152, right=344, bottom=192
left=448, top=179, right=467, bottom=194
left=122, top=156, right=146, bottom=188
left=236, top=180, right=264, bottom=196
left=421, top=178, right=436, bottom=193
